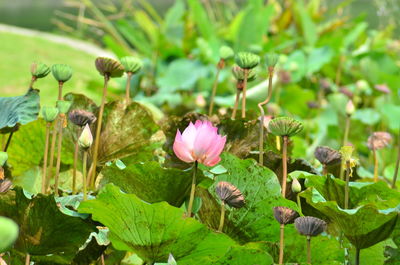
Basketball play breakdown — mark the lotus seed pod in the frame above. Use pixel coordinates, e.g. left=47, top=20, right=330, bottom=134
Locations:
left=232, top=65, right=257, bottom=81
left=268, top=117, right=303, bottom=137
left=273, top=206, right=299, bottom=225
left=120, top=56, right=143, bottom=74
left=69, top=109, right=97, bottom=127
left=41, top=106, right=59, bottom=123
left=367, top=132, right=391, bottom=150
left=265, top=53, right=279, bottom=67
left=51, top=64, right=73, bottom=83
left=0, top=179, right=12, bottom=193
left=95, top=57, right=124, bottom=78
left=235, top=52, right=260, bottom=69
left=294, top=216, right=326, bottom=237
left=314, top=146, right=341, bottom=166
left=291, top=177, right=302, bottom=193
left=31, top=62, right=50, bottom=79
left=0, top=152, right=8, bottom=167
left=0, top=216, right=19, bottom=252
left=219, top=46, right=234, bottom=60
left=345, top=100, right=355, bottom=116
left=215, top=181, right=245, bottom=208
left=56, top=100, right=72, bottom=114
left=78, top=124, right=93, bottom=149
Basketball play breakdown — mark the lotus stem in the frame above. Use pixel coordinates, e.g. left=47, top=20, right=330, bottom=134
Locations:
left=72, top=130, right=80, bottom=194
left=278, top=223, right=285, bottom=264
left=91, top=74, right=110, bottom=189
left=54, top=114, right=65, bottom=195
left=83, top=150, right=88, bottom=201
left=125, top=72, right=133, bottom=104
left=258, top=67, right=274, bottom=165
left=344, top=160, right=350, bottom=209
left=373, top=149, right=379, bottom=182
left=391, top=131, right=400, bottom=189
left=42, top=123, right=51, bottom=194
left=231, top=87, right=241, bottom=119
left=47, top=119, right=58, bottom=191
left=297, top=194, right=303, bottom=215
left=29, top=76, right=37, bottom=88
left=25, top=253, right=30, bottom=265
left=343, top=115, right=351, bottom=146
left=3, top=131, right=14, bottom=152
left=187, top=161, right=198, bottom=217
left=306, top=236, right=311, bottom=264
left=276, top=136, right=281, bottom=150
left=217, top=201, right=225, bottom=232
left=241, top=69, right=249, bottom=118
left=355, top=247, right=360, bottom=265
left=282, top=136, right=288, bottom=197
left=208, top=59, right=224, bottom=116
left=322, top=164, right=328, bottom=175
left=101, top=254, right=105, bottom=265
left=58, top=81, right=63, bottom=100
left=335, top=55, right=345, bottom=85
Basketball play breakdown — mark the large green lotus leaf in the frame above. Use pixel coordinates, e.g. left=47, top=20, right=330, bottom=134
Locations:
left=0, top=186, right=95, bottom=263
left=101, top=160, right=196, bottom=207
left=198, top=152, right=298, bottom=243
left=78, top=184, right=273, bottom=264
left=0, top=88, right=40, bottom=130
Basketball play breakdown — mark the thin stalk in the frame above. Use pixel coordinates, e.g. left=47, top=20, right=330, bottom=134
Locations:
left=208, top=60, right=223, bottom=116
left=258, top=67, right=274, bottom=165
left=58, top=81, right=63, bottom=100
left=307, top=236, right=311, bottom=264
left=355, top=247, right=360, bottom=265
left=241, top=69, right=249, bottom=118
left=83, top=150, right=88, bottom=201
left=276, top=135, right=281, bottom=151
left=391, top=131, right=400, bottom=188
left=343, top=115, right=351, bottom=146
left=322, top=164, right=328, bottom=175
left=101, top=254, right=105, bottom=265
left=25, top=253, right=30, bottom=265
left=335, top=55, right=345, bottom=86
left=278, top=223, right=285, bottom=264
left=281, top=136, right=288, bottom=197
left=3, top=131, right=14, bottom=152
left=217, top=201, right=225, bottom=232
left=125, top=72, right=133, bottom=104
left=47, top=119, right=58, bottom=190
left=54, top=114, right=65, bottom=196
left=72, top=130, right=80, bottom=194
left=29, top=76, right=37, bottom=88
left=42, top=123, right=51, bottom=194
left=373, top=149, right=379, bottom=182
left=187, top=161, right=198, bottom=217
left=297, top=194, right=302, bottom=215
left=231, top=83, right=242, bottom=119
left=344, top=160, right=350, bottom=209
left=91, top=75, right=110, bottom=189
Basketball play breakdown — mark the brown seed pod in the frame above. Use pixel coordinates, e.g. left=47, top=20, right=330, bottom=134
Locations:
left=273, top=206, right=299, bottom=225
left=314, top=146, right=341, bottom=166
left=69, top=109, right=97, bottom=127
left=215, top=181, right=245, bottom=208
left=294, top=216, right=326, bottom=237
left=367, top=132, right=392, bottom=150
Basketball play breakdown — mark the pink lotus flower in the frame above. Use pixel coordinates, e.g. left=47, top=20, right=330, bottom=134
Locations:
left=173, top=120, right=226, bottom=166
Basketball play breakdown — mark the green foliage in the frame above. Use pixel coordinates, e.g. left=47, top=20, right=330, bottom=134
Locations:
left=0, top=216, right=19, bottom=252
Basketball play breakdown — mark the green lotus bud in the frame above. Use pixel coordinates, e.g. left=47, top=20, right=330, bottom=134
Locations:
left=56, top=100, right=72, bottom=114
left=291, top=177, right=302, bottom=193
left=235, top=52, right=260, bottom=69
left=120, top=56, right=143, bottom=74
left=41, top=106, right=59, bottom=123
left=79, top=124, right=93, bottom=149
left=95, top=57, right=124, bottom=78
left=345, top=100, right=355, bottom=116
left=51, top=64, right=73, bottom=83
left=268, top=117, right=304, bottom=137
left=0, top=216, right=19, bottom=252
left=31, top=62, right=50, bottom=79
left=265, top=53, right=279, bottom=67
left=0, top=152, right=8, bottom=167
left=232, top=65, right=257, bottom=81
left=219, top=46, right=234, bottom=60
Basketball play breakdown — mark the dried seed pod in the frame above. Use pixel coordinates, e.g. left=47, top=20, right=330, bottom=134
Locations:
left=41, top=106, right=59, bottom=123
left=120, top=56, right=143, bottom=74
left=232, top=65, right=257, bottom=81
left=215, top=181, right=245, bottom=208
left=0, top=179, right=12, bottom=193
left=294, top=216, right=326, bottom=237
left=314, top=146, right=341, bottom=166
left=95, top=57, right=124, bottom=78
left=273, top=206, right=299, bottom=225
left=51, top=64, right=73, bottom=83
left=367, top=132, right=392, bottom=150
left=268, top=117, right=303, bottom=137
left=69, top=109, right=97, bottom=127
left=219, top=46, right=234, bottom=60
left=31, top=62, right=50, bottom=79
left=235, top=52, right=260, bottom=69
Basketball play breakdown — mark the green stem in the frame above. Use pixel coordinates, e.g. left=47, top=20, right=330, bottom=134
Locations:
left=241, top=69, right=249, bottom=118
left=72, top=130, right=79, bottom=194
left=307, top=236, right=311, bottom=264
left=125, top=72, right=132, bottom=104
left=217, top=201, right=225, bottom=232
left=344, top=160, right=350, bottom=209
left=47, top=118, right=58, bottom=191
left=355, top=247, right=360, bottom=265
left=54, top=114, right=65, bottom=196
left=58, top=81, right=63, bottom=100
left=42, top=123, right=51, bottom=194
left=208, top=62, right=223, bottom=116
left=282, top=136, right=288, bottom=198
left=391, top=131, right=400, bottom=188
left=343, top=115, right=351, bottom=146
left=187, top=161, right=198, bottom=217
left=297, top=193, right=303, bottom=215
left=278, top=224, right=285, bottom=264
left=83, top=150, right=88, bottom=201
left=231, top=88, right=241, bottom=119
left=373, top=149, right=379, bottom=182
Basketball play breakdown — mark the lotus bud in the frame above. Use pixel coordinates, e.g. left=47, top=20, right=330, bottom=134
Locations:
left=232, top=65, right=257, bottom=81
left=219, top=46, right=234, bottom=60
left=56, top=100, right=72, bottom=114
left=294, top=216, right=326, bottom=237
left=51, top=64, right=73, bottom=83
left=69, top=109, right=97, bottom=127
left=31, top=62, right=50, bottom=79
left=235, top=52, right=260, bottom=69
left=120, top=56, right=143, bottom=74
left=265, top=53, right=279, bottom=68
left=314, top=146, right=341, bottom=166
left=375, top=84, right=390, bottom=94
left=367, top=132, right=391, bottom=150
left=340, top=145, right=354, bottom=162
left=345, top=100, right=355, bottom=116
left=41, top=106, right=59, bottom=123
left=0, top=152, right=8, bottom=167
left=78, top=124, right=93, bottom=150
left=95, top=57, right=124, bottom=78
left=268, top=117, right=304, bottom=137
left=215, top=181, right=245, bottom=208
left=291, top=178, right=302, bottom=193
left=273, top=206, right=299, bottom=225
